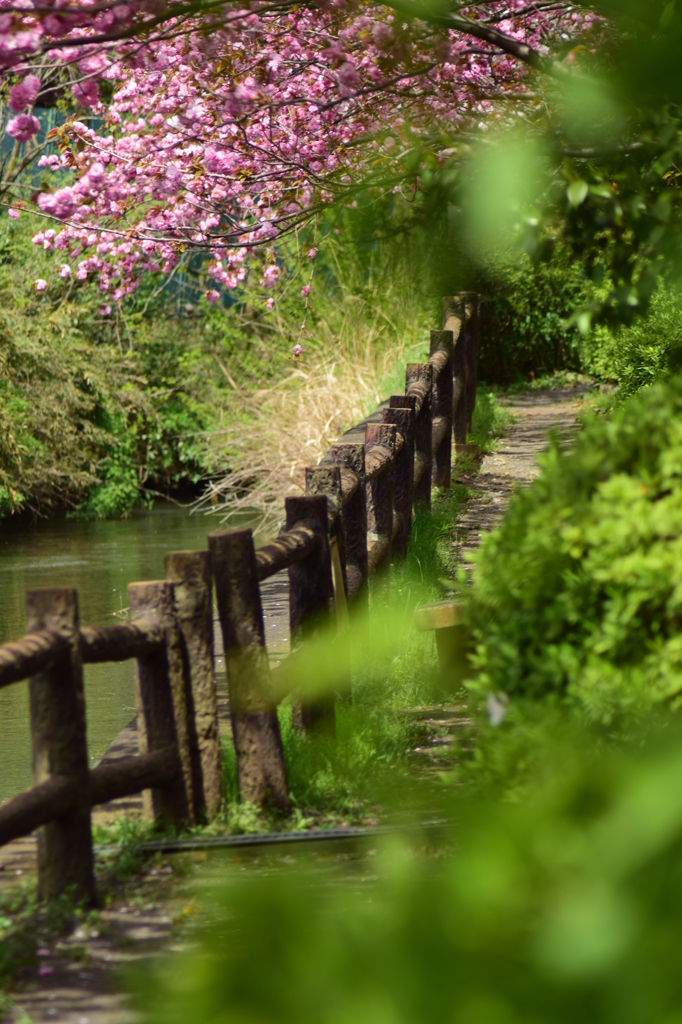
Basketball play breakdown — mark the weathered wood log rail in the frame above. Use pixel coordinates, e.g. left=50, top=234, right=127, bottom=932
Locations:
left=0, top=292, right=480, bottom=902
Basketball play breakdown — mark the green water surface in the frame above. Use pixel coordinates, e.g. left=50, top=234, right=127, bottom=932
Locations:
left=0, top=503, right=243, bottom=803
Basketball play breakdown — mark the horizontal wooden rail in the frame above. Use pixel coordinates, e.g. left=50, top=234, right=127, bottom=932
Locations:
left=339, top=468, right=359, bottom=506
left=0, top=774, right=75, bottom=847
left=255, top=524, right=318, bottom=582
left=0, top=748, right=179, bottom=848
left=428, top=348, right=450, bottom=379
left=0, top=629, right=68, bottom=690
left=406, top=380, right=429, bottom=417
left=80, top=616, right=163, bottom=663
left=431, top=415, right=450, bottom=458
left=367, top=537, right=389, bottom=575
left=90, top=748, right=179, bottom=806
left=0, top=617, right=167, bottom=686
left=414, top=450, right=428, bottom=488
left=366, top=443, right=395, bottom=482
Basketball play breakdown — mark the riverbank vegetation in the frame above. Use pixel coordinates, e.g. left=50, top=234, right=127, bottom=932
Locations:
left=0, top=210, right=440, bottom=521
left=6, top=199, right=680, bottom=525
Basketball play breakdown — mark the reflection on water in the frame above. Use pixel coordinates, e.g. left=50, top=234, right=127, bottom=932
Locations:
left=0, top=503, right=263, bottom=803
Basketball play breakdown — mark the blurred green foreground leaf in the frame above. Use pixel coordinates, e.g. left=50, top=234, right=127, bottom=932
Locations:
left=135, top=720, right=682, bottom=1024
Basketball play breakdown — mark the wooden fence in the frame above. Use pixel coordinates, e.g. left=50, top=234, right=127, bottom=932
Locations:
left=0, top=292, right=480, bottom=903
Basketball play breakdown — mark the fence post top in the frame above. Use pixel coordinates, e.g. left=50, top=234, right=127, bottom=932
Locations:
left=285, top=494, right=328, bottom=523
left=383, top=404, right=414, bottom=431
left=208, top=526, right=253, bottom=545
left=164, top=550, right=211, bottom=584
left=127, top=579, right=176, bottom=619
left=406, top=361, right=433, bottom=381
left=329, top=440, right=366, bottom=476
left=365, top=422, right=397, bottom=451
left=26, top=588, right=79, bottom=623
left=305, top=465, right=342, bottom=487
left=389, top=393, right=417, bottom=412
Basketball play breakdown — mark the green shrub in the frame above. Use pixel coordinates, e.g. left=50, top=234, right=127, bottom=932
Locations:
left=465, top=376, right=682, bottom=723
left=472, top=246, right=588, bottom=384
left=582, top=284, right=682, bottom=399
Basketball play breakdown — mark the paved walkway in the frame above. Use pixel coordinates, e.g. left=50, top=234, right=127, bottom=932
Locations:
left=404, top=384, right=589, bottom=773
left=453, top=385, right=588, bottom=560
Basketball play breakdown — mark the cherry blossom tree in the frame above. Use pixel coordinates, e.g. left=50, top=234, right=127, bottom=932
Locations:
left=0, top=2, right=609, bottom=304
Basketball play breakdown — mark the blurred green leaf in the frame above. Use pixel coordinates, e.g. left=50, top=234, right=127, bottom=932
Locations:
left=567, top=181, right=589, bottom=208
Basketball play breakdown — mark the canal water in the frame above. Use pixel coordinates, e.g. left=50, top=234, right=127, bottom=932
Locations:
left=0, top=503, right=266, bottom=803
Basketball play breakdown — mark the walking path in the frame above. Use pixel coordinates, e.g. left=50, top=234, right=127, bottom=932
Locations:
left=402, top=384, right=589, bottom=772
left=2, top=385, right=589, bottom=1024
left=454, top=385, right=588, bottom=559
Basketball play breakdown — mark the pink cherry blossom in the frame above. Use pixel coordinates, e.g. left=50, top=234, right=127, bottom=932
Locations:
left=72, top=79, right=100, bottom=108
left=8, top=74, right=40, bottom=111
left=58, top=263, right=72, bottom=279
left=37, top=187, right=78, bottom=220
left=7, top=208, right=19, bottom=219
left=6, top=113, right=39, bottom=142
left=260, top=265, right=281, bottom=288
left=301, top=285, right=311, bottom=298
left=205, top=289, right=220, bottom=303
left=34, top=279, right=47, bottom=291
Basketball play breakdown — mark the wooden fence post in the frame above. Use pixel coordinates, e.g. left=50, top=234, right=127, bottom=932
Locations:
left=406, top=363, right=433, bottom=507
left=305, top=465, right=346, bottom=593
left=329, top=441, right=368, bottom=611
left=286, top=495, right=337, bottom=736
left=365, top=422, right=397, bottom=588
left=209, top=528, right=290, bottom=809
left=128, top=581, right=194, bottom=828
left=453, top=291, right=481, bottom=432
left=430, top=329, right=454, bottom=490
left=27, top=588, right=95, bottom=905
left=304, top=466, right=352, bottom=700
left=443, top=296, right=467, bottom=448
left=383, top=401, right=415, bottom=557
left=165, top=551, right=221, bottom=822
left=467, top=294, right=482, bottom=431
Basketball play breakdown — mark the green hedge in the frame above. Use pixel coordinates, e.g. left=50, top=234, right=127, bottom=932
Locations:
left=468, top=247, right=588, bottom=385
left=581, top=285, right=682, bottom=399
left=465, top=376, right=682, bottom=723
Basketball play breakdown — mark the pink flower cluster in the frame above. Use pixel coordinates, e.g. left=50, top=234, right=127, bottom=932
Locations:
left=0, top=1, right=597, bottom=296
left=7, top=112, right=39, bottom=141
left=9, top=72, right=39, bottom=110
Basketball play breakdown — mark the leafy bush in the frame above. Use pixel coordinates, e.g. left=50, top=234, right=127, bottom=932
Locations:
left=581, top=284, right=682, bottom=399
left=465, top=376, right=682, bottom=723
left=0, top=214, right=231, bottom=517
left=472, top=246, right=588, bottom=384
